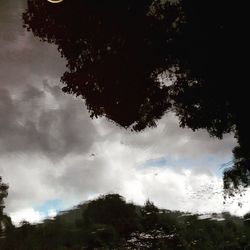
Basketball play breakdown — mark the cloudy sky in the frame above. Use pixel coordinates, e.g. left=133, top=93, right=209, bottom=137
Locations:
left=1, top=0, right=249, bottom=225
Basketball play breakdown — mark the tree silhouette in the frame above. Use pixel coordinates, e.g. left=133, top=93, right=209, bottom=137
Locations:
left=141, top=200, right=159, bottom=231
left=0, top=177, right=9, bottom=236
left=166, top=1, right=249, bottom=194
left=23, top=0, right=182, bottom=131
left=23, top=0, right=248, bottom=193
left=83, top=194, right=138, bottom=237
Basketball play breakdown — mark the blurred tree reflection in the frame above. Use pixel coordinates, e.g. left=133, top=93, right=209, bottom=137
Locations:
left=23, top=0, right=248, bottom=193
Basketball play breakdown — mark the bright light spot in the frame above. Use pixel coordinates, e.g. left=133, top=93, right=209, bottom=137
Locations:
left=47, top=0, right=64, bottom=3
left=10, top=208, right=45, bottom=226
left=48, top=209, right=57, bottom=218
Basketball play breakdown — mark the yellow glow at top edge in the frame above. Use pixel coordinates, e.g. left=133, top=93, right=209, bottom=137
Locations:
left=47, top=0, right=64, bottom=4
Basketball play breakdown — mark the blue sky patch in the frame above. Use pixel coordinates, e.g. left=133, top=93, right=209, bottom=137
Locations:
left=34, top=199, right=63, bottom=217
left=142, top=157, right=168, bottom=168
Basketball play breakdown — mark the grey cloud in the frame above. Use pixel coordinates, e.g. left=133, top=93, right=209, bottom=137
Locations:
left=0, top=34, right=66, bottom=89
left=0, top=0, right=66, bottom=90
left=1, top=156, right=59, bottom=212
left=0, top=0, right=84, bottom=160
left=98, top=112, right=236, bottom=161
left=0, top=84, right=97, bottom=160
left=0, top=0, right=26, bottom=41
left=53, top=158, right=115, bottom=197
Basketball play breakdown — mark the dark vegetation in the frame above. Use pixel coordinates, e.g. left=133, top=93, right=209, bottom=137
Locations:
left=0, top=178, right=12, bottom=238
left=1, top=194, right=250, bottom=249
left=22, top=0, right=249, bottom=193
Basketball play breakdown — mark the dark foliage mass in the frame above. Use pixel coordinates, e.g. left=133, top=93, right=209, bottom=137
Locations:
left=1, top=194, right=250, bottom=249
left=23, top=0, right=178, bottom=131
left=0, top=177, right=8, bottom=217
left=0, top=177, right=12, bottom=238
left=22, top=0, right=248, bottom=192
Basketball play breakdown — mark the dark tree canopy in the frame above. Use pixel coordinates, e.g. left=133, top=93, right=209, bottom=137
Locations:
left=0, top=177, right=8, bottom=217
left=23, top=0, right=181, bottom=131
left=0, top=177, right=9, bottom=236
left=22, top=0, right=248, bottom=193
left=84, top=194, right=138, bottom=236
left=141, top=200, right=159, bottom=231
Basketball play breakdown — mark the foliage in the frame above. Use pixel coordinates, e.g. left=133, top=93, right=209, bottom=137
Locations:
left=22, top=0, right=249, bottom=193
left=0, top=177, right=8, bottom=216
left=0, top=177, right=12, bottom=238
left=83, top=194, right=138, bottom=237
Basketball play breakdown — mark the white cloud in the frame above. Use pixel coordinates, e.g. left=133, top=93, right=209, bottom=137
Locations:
left=0, top=83, right=240, bottom=223
left=10, top=208, right=45, bottom=226
left=48, top=209, right=57, bottom=218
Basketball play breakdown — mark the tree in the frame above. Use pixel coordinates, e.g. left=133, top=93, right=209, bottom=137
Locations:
left=83, top=194, right=138, bottom=237
left=22, top=0, right=182, bottom=131
left=0, top=177, right=9, bottom=236
left=141, top=200, right=159, bottom=231
left=22, top=0, right=248, bottom=193
left=166, top=1, right=249, bottom=195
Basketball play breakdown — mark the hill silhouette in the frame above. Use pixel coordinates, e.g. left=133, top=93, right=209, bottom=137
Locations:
left=1, top=194, right=250, bottom=249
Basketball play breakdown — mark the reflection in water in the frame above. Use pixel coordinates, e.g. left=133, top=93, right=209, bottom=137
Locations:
left=22, top=0, right=249, bottom=193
